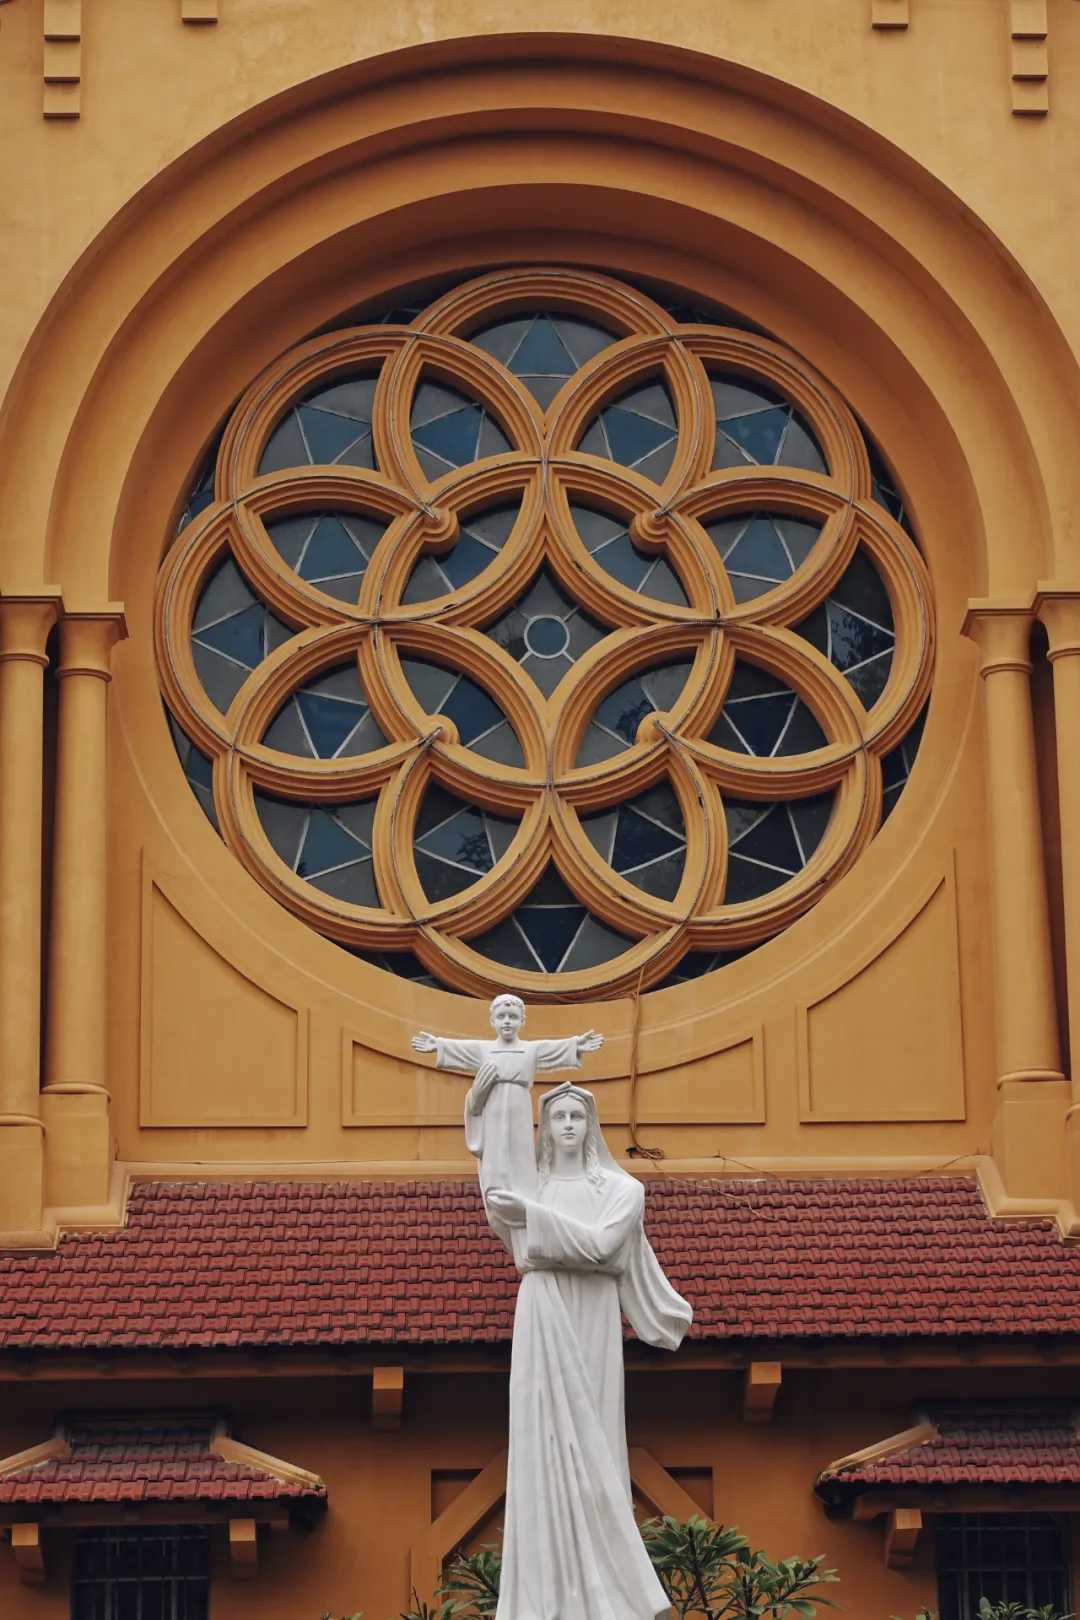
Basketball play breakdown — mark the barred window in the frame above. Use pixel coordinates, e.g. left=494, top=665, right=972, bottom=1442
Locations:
left=71, top=1526, right=209, bottom=1620
left=936, top=1513, right=1070, bottom=1618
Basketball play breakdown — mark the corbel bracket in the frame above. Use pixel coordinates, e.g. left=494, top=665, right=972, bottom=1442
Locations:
left=884, top=1506, right=923, bottom=1568
left=11, top=1524, right=45, bottom=1585
left=43, top=0, right=81, bottom=119
left=1010, top=0, right=1049, bottom=114
left=742, top=1361, right=782, bottom=1424
left=372, top=1365, right=405, bottom=1430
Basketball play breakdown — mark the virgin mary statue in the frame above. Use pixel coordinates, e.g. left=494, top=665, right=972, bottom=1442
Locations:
left=485, top=1082, right=692, bottom=1620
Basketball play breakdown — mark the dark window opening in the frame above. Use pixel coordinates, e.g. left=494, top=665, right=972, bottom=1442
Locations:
left=71, top=1525, right=210, bottom=1620
left=936, top=1513, right=1070, bottom=1618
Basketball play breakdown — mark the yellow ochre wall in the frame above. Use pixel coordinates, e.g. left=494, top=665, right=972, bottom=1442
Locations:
left=1, top=0, right=1080, bottom=1240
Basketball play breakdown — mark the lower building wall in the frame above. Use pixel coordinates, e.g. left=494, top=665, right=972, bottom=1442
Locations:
left=0, top=1365, right=1073, bottom=1619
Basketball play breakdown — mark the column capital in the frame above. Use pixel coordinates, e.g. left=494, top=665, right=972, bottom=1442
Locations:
left=56, top=603, right=127, bottom=681
left=0, top=590, right=63, bottom=667
left=961, top=596, right=1037, bottom=677
left=1034, top=582, right=1080, bottom=662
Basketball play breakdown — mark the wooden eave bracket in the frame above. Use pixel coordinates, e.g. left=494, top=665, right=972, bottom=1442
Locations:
left=884, top=1506, right=923, bottom=1568
left=228, top=1517, right=257, bottom=1579
left=372, top=1365, right=405, bottom=1430
left=10, top=1523, right=44, bottom=1585
left=742, top=1360, right=782, bottom=1423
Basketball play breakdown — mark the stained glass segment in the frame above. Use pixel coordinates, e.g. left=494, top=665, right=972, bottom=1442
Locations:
left=260, top=374, right=379, bottom=474
left=710, top=375, right=826, bottom=474
left=411, top=382, right=511, bottom=479
left=471, top=313, right=615, bottom=405
left=578, top=382, right=679, bottom=483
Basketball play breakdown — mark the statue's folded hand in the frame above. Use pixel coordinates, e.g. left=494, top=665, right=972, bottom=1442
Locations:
left=487, top=1188, right=527, bottom=1226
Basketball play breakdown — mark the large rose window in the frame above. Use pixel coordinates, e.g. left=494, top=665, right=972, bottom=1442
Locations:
left=157, top=268, right=933, bottom=999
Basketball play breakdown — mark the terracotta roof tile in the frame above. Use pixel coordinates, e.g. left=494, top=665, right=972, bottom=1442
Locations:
left=0, top=1176, right=1077, bottom=1353
left=815, top=1405, right=1080, bottom=1505
left=0, top=1417, right=326, bottom=1507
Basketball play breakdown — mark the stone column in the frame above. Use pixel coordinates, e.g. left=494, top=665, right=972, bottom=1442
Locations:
left=0, top=592, right=61, bottom=1239
left=964, top=600, right=1068, bottom=1197
left=42, top=608, right=126, bottom=1211
left=1034, top=585, right=1080, bottom=1201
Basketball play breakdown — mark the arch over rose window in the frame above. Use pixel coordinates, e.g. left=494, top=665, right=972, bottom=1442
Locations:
left=157, top=268, right=933, bottom=1000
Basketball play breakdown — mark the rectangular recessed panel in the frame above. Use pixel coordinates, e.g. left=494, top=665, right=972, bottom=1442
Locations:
left=141, top=881, right=307, bottom=1127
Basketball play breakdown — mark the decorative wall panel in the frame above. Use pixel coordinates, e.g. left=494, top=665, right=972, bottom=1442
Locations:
left=140, top=869, right=309, bottom=1127
left=796, top=861, right=965, bottom=1122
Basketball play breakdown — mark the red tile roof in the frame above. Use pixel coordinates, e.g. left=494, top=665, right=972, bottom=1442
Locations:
left=0, top=1175, right=1078, bottom=1353
left=815, top=1405, right=1080, bottom=1507
left=0, top=1417, right=326, bottom=1508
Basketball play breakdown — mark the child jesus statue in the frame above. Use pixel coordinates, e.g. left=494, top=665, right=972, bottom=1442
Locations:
left=411, top=994, right=603, bottom=1218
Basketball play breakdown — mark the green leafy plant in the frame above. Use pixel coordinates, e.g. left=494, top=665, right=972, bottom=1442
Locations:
left=892, top=1606, right=1073, bottom=1620
left=640, top=1515, right=838, bottom=1619
left=434, top=1547, right=502, bottom=1616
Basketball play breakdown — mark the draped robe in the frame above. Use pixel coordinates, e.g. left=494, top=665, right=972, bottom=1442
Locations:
left=496, top=1168, right=688, bottom=1620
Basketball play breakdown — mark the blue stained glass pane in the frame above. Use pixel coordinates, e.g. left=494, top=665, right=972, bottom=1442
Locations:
left=417, top=806, right=495, bottom=873
left=560, top=915, right=633, bottom=970
left=826, top=602, right=894, bottom=671
left=193, top=602, right=267, bottom=668
left=297, top=809, right=370, bottom=878
left=259, top=412, right=309, bottom=474
left=846, top=650, right=893, bottom=708
left=730, top=801, right=801, bottom=871
left=469, top=917, right=540, bottom=974
left=526, top=616, right=568, bottom=656
left=295, top=691, right=369, bottom=758
left=712, top=379, right=778, bottom=419
left=789, top=793, right=833, bottom=860
left=720, top=407, right=790, bottom=465
left=297, top=406, right=368, bottom=464
left=185, top=744, right=213, bottom=791
left=300, top=517, right=366, bottom=581
left=413, top=407, right=483, bottom=467
left=601, top=406, right=675, bottom=467
left=595, top=534, right=651, bottom=590
left=441, top=674, right=506, bottom=746
left=721, top=693, right=795, bottom=756
left=595, top=680, right=654, bottom=744
left=508, top=316, right=576, bottom=377
left=612, top=807, right=684, bottom=870
left=530, top=865, right=580, bottom=905
left=310, top=859, right=378, bottom=906
left=441, top=532, right=499, bottom=588
left=516, top=905, right=586, bottom=972
left=724, top=519, right=792, bottom=583
left=308, top=377, right=376, bottom=420
left=416, top=850, right=480, bottom=901
left=829, top=549, right=893, bottom=627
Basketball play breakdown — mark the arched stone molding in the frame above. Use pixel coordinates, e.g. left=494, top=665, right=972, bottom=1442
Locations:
left=0, top=40, right=1076, bottom=600
left=2, top=38, right=1073, bottom=1176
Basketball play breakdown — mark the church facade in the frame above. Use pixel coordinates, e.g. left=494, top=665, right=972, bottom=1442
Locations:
left=2, top=0, right=1080, bottom=1614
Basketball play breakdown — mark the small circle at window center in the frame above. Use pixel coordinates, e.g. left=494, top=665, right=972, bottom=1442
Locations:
left=524, top=616, right=570, bottom=658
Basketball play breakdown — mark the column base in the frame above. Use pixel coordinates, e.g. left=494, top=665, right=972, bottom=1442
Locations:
left=992, top=1077, right=1071, bottom=1199
left=41, top=1086, right=113, bottom=1210
left=1064, top=1104, right=1080, bottom=1210
left=0, top=1120, right=47, bottom=1243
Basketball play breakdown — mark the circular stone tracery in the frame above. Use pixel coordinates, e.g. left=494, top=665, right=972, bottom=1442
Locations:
left=157, top=267, right=934, bottom=1000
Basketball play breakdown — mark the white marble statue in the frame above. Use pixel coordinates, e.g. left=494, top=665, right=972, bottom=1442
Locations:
left=412, top=1002, right=691, bottom=1616
left=411, top=994, right=602, bottom=1248
left=486, top=1082, right=691, bottom=1620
